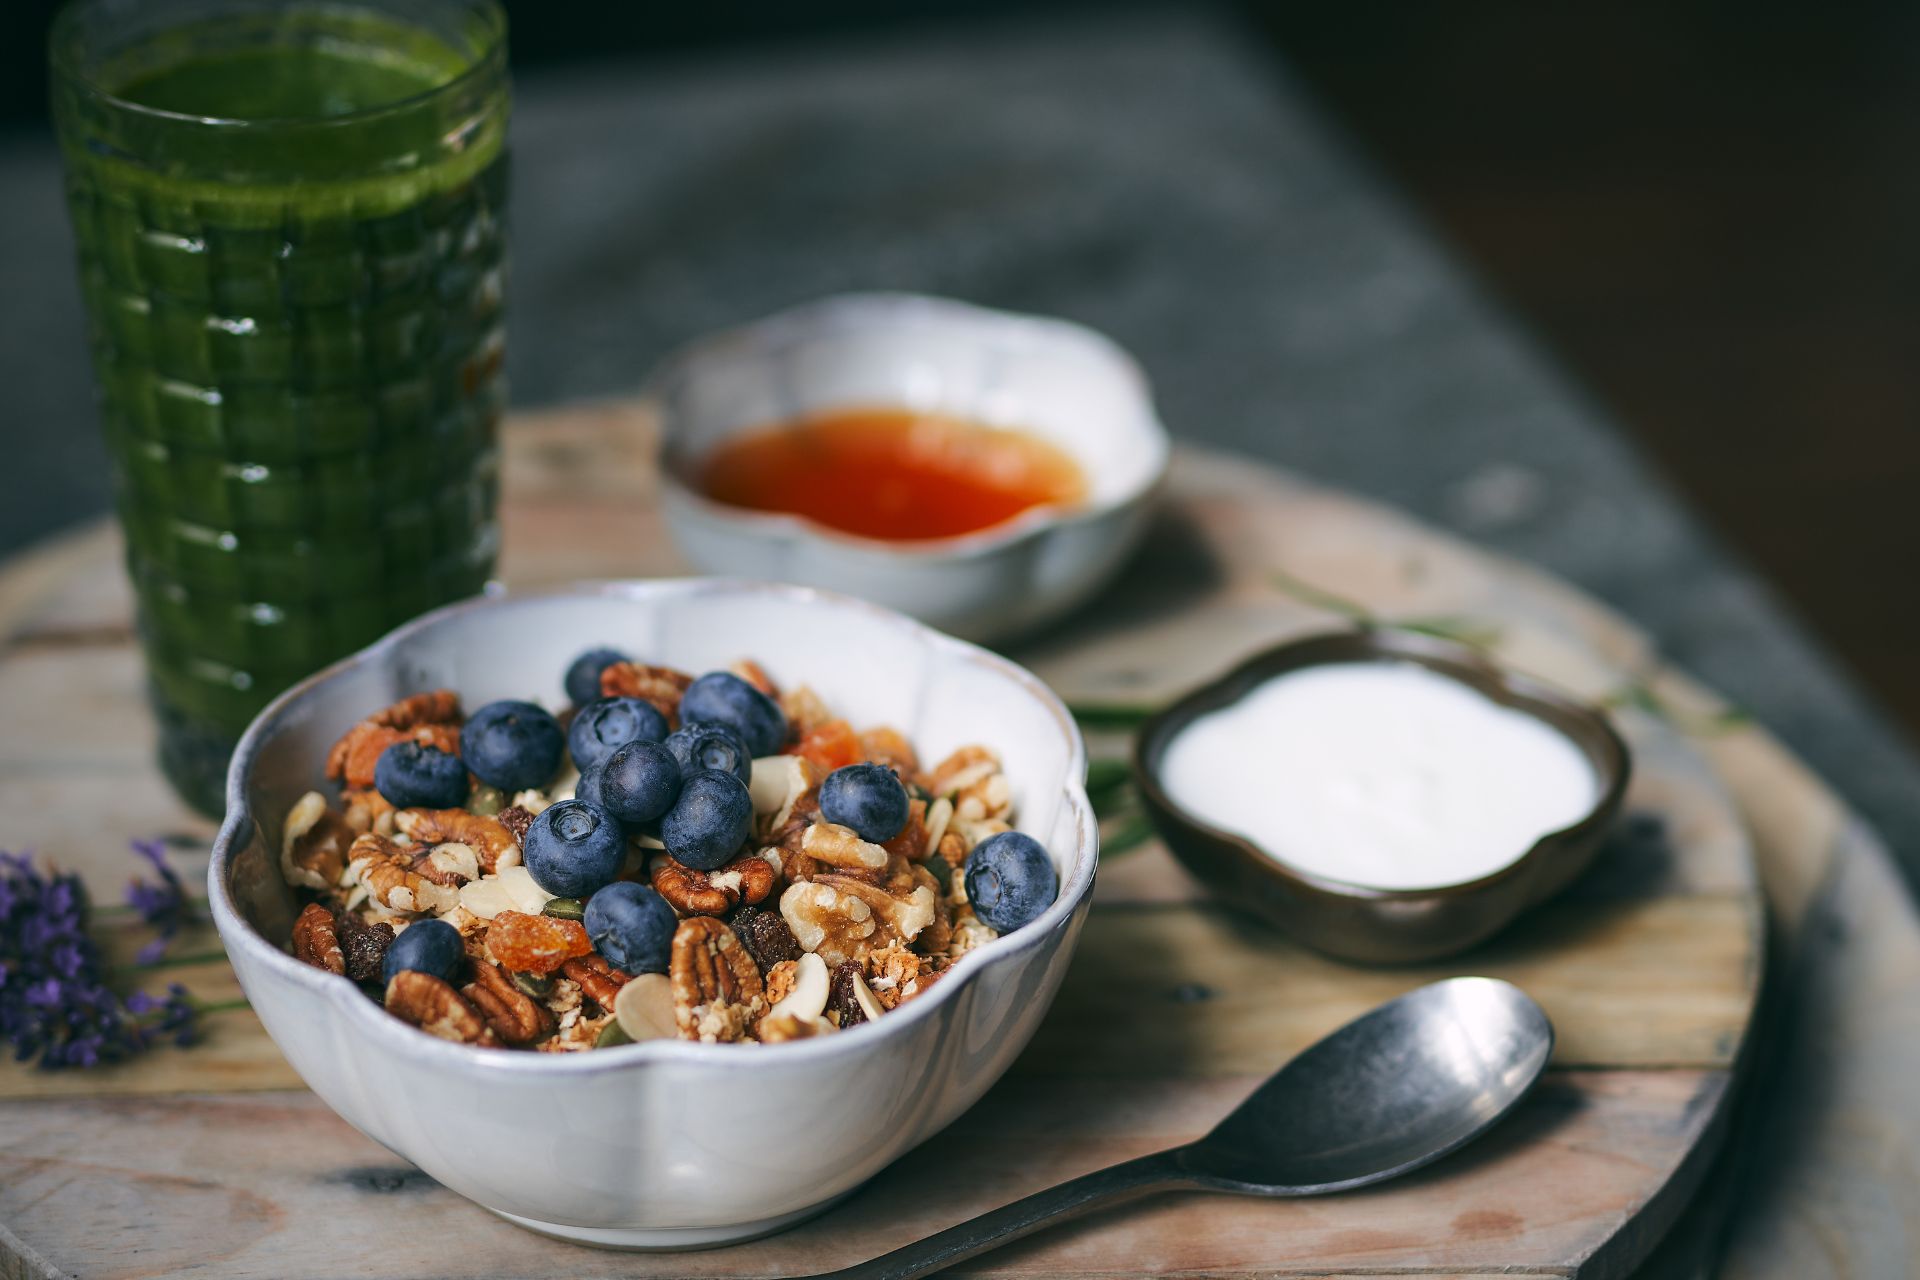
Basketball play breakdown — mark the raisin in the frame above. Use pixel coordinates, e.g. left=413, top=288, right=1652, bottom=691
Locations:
left=730, top=904, right=802, bottom=973
left=827, top=960, right=868, bottom=1029
left=486, top=910, right=593, bottom=975
left=495, top=805, right=534, bottom=844
left=338, top=911, right=395, bottom=984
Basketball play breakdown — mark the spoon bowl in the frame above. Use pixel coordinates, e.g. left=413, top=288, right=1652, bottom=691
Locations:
left=818, top=977, right=1553, bottom=1280
left=1180, top=976, right=1554, bottom=1194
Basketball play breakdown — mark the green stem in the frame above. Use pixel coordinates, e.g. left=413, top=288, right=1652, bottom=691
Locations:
left=1100, top=812, right=1157, bottom=858
left=190, top=997, right=252, bottom=1016
left=130, top=949, right=230, bottom=971
left=1068, top=702, right=1158, bottom=730
left=1268, top=566, right=1374, bottom=622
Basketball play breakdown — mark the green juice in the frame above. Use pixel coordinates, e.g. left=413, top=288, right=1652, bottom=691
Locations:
left=51, top=1, right=509, bottom=813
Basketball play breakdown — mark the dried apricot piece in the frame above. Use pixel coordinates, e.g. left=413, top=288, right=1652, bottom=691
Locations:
left=793, top=719, right=861, bottom=773
left=486, top=909, right=593, bottom=975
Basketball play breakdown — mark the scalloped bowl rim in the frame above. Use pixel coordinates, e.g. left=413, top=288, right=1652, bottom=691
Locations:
left=650, top=292, right=1173, bottom=561
left=209, top=577, right=1097, bottom=1077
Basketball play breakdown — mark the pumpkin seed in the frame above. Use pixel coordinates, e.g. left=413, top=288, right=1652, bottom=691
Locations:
left=468, top=785, right=506, bottom=817
left=542, top=897, right=585, bottom=922
left=594, top=1019, right=632, bottom=1048
left=511, top=971, right=553, bottom=999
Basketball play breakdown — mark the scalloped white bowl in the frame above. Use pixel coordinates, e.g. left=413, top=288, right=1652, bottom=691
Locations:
left=209, top=579, right=1097, bottom=1249
left=653, top=294, right=1171, bottom=644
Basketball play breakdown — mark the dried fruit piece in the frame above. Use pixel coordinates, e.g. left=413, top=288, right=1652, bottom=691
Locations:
left=793, top=718, right=861, bottom=773
left=858, top=726, right=919, bottom=774
left=338, top=911, right=396, bottom=983
left=827, top=960, right=867, bottom=1028
left=731, top=905, right=803, bottom=972
left=652, top=853, right=776, bottom=916
left=495, top=805, right=535, bottom=845
left=384, top=971, right=497, bottom=1046
left=291, top=903, right=344, bottom=975
left=485, top=910, right=593, bottom=976
left=881, top=798, right=929, bottom=862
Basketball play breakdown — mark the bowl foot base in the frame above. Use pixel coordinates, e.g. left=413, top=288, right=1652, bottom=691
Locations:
left=487, top=1190, right=854, bottom=1251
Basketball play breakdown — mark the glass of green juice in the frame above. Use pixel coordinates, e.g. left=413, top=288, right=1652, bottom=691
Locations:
left=50, top=0, right=509, bottom=815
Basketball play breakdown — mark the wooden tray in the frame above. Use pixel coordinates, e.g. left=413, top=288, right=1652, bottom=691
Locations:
left=0, top=404, right=1772, bottom=1278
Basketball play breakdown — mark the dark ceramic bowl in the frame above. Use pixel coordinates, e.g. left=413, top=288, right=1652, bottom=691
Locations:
left=1133, top=628, right=1631, bottom=964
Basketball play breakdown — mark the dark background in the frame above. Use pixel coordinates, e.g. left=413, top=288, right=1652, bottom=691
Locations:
left=5, top=0, right=1917, bottom=744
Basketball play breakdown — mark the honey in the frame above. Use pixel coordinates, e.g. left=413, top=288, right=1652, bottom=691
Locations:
left=698, top=407, right=1087, bottom=542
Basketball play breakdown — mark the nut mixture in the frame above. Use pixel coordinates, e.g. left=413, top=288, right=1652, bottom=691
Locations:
left=282, top=655, right=1025, bottom=1049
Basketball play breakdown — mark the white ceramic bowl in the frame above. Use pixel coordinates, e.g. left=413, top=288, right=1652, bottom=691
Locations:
left=652, top=294, right=1171, bottom=645
left=208, top=579, right=1097, bottom=1249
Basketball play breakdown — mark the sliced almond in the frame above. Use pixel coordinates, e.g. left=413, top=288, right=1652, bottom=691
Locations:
left=851, top=971, right=886, bottom=1023
left=767, top=951, right=829, bottom=1022
left=750, top=754, right=812, bottom=816
left=613, top=973, right=677, bottom=1042
left=456, top=865, right=554, bottom=920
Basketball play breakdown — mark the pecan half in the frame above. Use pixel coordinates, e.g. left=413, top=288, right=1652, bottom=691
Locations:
left=599, top=662, right=693, bottom=723
left=463, top=961, right=555, bottom=1045
left=385, top=971, right=498, bottom=1045
left=652, top=853, right=775, bottom=916
left=394, top=808, right=521, bottom=874
left=291, top=903, right=345, bottom=975
left=560, top=954, right=629, bottom=1011
left=730, top=904, right=803, bottom=972
left=338, top=911, right=395, bottom=983
left=670, top=918, right=766, bottom=1043
left=325, top=692, right=463, bottom=790
left=347, top=833, right=459, bottom=915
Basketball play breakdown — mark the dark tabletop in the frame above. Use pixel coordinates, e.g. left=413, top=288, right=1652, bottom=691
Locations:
left=3, top=8, right=1916, bottom=879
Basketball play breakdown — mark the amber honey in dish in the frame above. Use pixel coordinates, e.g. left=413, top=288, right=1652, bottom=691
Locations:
left=698, top=407, right=1088, bottom=541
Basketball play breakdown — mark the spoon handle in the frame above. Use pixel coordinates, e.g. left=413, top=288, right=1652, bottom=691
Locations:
left=809, top=1150, right=1190, bottom=1280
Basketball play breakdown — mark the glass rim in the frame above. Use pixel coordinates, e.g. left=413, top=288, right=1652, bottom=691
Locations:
left=47, top=0, right=508, bottom=132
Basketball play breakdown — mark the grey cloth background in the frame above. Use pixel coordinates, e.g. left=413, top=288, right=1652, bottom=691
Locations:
left=2, top=10, right=1914, bottom=878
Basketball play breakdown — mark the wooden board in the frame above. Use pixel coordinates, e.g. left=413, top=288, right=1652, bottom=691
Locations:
left=0, top=404, right=1772, bottom=1278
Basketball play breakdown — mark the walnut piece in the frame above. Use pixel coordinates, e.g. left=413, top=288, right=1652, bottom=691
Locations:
left=802, top=822, right=889, bottom=871
left=394, top=808, right=522, bottom=873
left=291, top=903, right=344, bottom=975
left=813, top=866, right=937, bottom=946
left=670, top=918, right=766, bottom=1043
left=652, top=853, right=775, bottom=916
left=347, top=832, right=459, bottom=915
left=340, top=788, right=397, bottom=837
left=463, top=961, right=555, bottom=1045
left=779, top=879, right=877, bottom=967
left=281, top=792, right=353, bottom=890
left=385, top=971, right=497, bottom=1045
left=599, top=661, right=693, bottom=723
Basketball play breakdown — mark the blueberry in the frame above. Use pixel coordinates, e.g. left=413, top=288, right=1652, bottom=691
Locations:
left=584, top=881, right=678, bottom=975
left=522, top=799, right=628, bottom=898
left=963, top=832, right=1057, bottom=934
left=819, top=762, right=910, bottom=843
left=679, top=672, right=786, bottom=757
left=660, top=769, right=753, bottom=871
left=601, top=740, right=683, bottom=826
left=574, top=763, right=610, bottom=811
left=460, top=700, right=565, bottom=792
left=568, top=696, right=669, bottom=773
left=564, top=647, right=630, bottom=707
left=381, top=917, right=462, bottom=985
left=373, top=741, right=468, bottom=810
left=663, top=722, right=753, bottom=784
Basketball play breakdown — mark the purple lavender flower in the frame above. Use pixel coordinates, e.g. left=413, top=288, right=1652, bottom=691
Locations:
left=0, top=849, right=200, bottom=1069
left=126, top=839, right=193, bottom=965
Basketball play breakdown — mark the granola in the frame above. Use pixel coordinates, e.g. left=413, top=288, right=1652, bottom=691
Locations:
left=279, top=651, right=1054, bottom=1050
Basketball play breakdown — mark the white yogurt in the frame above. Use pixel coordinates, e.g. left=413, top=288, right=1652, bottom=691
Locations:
left=1160, top=661, right=1597, bottom=890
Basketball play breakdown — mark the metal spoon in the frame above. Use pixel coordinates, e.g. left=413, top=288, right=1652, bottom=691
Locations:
left=815, top=976, right=1553, bottom=1280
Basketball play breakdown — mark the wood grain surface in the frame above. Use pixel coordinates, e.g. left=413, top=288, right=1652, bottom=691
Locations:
left=0, top=404, right=1777, bottom=1278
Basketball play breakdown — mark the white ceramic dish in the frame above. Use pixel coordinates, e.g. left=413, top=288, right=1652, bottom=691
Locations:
left=652, top=293, right=1171, bottom=645
left=208, top=579, right=1098, bottom=1249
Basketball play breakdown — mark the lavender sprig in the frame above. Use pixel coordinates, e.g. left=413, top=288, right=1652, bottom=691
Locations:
left=126, top=838, right=194, bottom=964
left=0, top=848, right=203, bottom=1069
